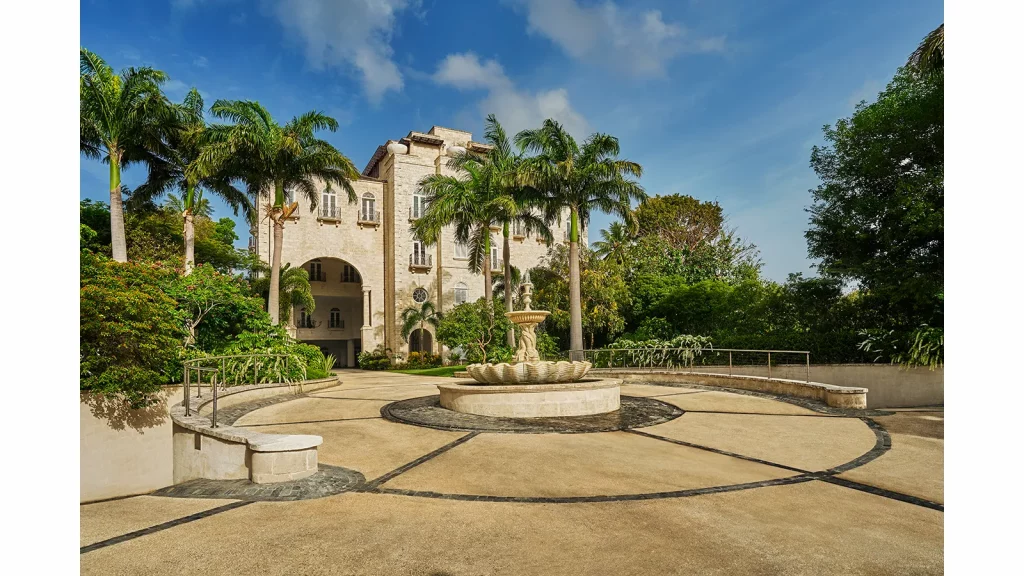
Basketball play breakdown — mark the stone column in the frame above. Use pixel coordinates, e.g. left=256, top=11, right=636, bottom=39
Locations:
left=346, top=339, right=355, bottom=368
left=360, top=285, right=375, bottom=353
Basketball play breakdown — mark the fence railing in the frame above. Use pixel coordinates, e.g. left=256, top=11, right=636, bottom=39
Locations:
left=182, top=353, right=303, bottom=427
left=318, top=206, right=340, bottom=220
left=572, top=348, right=812, bottom=383
left=410, top=253, right=432, bottom=268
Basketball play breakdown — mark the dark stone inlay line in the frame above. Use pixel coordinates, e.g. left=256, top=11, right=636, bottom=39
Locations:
left=360, top=432, right=480, bottom=490
left=371, top=475, right=819, bottom=504
left=381, top=395, right=684, bottom=434
left=80, top=501, right=254, bottom=554
left=151, top=464, right=366, bottom=502
left=817, top=476, right=944, bottom=512
left=625, top=429, right=811, bottom=474
left=823, top=417, right=892, bottom=475
left=241, top=416, right=383, bottom=428
left=679, top=409, right=846, bottom=418
left=640, top=391, right=709, bottom=398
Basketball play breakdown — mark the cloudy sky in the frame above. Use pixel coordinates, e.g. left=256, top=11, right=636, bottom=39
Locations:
left=80, top=0, right=943, bottom=281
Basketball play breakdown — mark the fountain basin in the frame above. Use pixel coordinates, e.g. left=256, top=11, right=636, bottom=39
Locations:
left=466, top=361, right=592, bottom=384
left=438, top=378, right=622, bottom=418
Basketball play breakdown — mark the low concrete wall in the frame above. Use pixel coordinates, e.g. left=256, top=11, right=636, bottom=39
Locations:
left=677, top=364, right=943, bottom=409
left=80, top=389, right=179, bottom=503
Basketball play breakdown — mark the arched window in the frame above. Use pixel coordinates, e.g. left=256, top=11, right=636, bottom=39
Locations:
left=329, top=308, right=343, bottom=329
left=299, top=308, right=313, bottom=329
left=342, top=264, right=360, bottom=283
left=454, top=282, right=468, bottom=305
left=411, top=192, right=426, bottom=219
left=360, top=192, right=376, bottom=222
left=320, top=185, right=337, bottom=219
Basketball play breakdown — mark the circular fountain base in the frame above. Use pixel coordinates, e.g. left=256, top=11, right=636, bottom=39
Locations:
left=438, top=378, right=622, bottom=418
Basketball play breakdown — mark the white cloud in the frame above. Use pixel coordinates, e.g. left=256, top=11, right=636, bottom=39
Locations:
left=509, top=0, right=724, bottom=76
left=269, top=0, right=415, bottom=103
left=433, top=53, right=588, bottom=138
left=193, top=56, right=209, bottom=68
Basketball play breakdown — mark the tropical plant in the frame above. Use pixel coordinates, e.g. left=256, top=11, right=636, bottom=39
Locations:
left=249, top=262, right=315, bottom=324
left=80, top=48, right=173, bottom=262
left=492, top=265, right=523, bottom=309
left=358, top=346, right=393, bottom=370
left=133, top=89, right=251, bottom=273
left=592, top=221, right=633, bottom=264
left=435, top=299, right=514, bottom=364
left=858, top=325, right=943, bottom=370
left=516, top=119, right=646, bottom=355
left=908, top=24, right=943, bottom=75
left=401, top=300, right=442, bottom=353
left=197, top=100, right=360, bottom=324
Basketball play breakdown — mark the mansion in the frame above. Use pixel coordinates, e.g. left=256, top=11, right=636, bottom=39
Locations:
left=252, top=125, right=585, bottom=367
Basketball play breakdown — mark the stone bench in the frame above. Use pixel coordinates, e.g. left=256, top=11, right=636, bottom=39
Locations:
left=169, top=378, right=337, bottom=484
left=589, top=369, right=868, bottom=409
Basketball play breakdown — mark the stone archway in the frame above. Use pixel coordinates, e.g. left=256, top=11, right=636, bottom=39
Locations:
left=409, top=328, right=433, bottom=354
left=293, top=257, right=367, bottom=367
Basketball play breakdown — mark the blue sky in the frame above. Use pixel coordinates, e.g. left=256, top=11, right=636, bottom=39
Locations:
left=80, top=0, right=942, bottom=281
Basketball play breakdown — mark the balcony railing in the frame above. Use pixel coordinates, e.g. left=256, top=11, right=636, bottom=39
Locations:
left=309, top=271, right=327, bottom=282
left=247, top=236, right=258, bottom=253
left=409, top=253, right=432, bottom=270
left=329, top=319, right=345, bottom=329
left=490, top=258, right=504, bottom=272
left=358, top=211, right=380, bottom=226
left=297, top=318, right=319, bottom=329
left=409, top=205, right=426, bottom=221
left=318, top=206, right=341, bottom=221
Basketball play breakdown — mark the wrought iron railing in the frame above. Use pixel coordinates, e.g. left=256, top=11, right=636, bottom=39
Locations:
left=309, top=271, right=326, bottom=282
left=573, top=347, right=812, bottom=383
left=318, top=206, right=340, bottom=220
left=410, top=253, right=432, bottom=268
left=358, top=210, right=380, bottom=224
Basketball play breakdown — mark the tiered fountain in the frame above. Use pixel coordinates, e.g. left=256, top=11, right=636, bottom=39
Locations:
left=437, top=278, right=622, bottom=418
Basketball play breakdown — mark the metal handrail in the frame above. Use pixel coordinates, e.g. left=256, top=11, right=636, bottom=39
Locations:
left=182, top=353, right=299, bottom=427
left=410, top=253, right=432, bottom=267
left=318, top=206, right=341, bottom=219
left=358, top=210, right=380, bottom=223
left=574, top=347, right=812, bottom=383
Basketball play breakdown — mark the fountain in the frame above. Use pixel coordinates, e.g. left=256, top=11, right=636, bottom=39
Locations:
left=437, top=277, right=622, bottom=418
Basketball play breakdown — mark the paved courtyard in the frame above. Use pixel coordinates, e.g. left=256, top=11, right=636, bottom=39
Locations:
left=81, top=371, right=944, bottom=575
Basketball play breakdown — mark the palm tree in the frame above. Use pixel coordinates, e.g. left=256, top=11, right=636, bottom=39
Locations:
left=493, top=265, right=524, bottom=309
left=516, top=120, right=646, bottom=356
left=134, top=89, right=250, bottom=274
left=196, top=100, right=360, bottom=324
left=401, top=300, right=442, bottom=354
left=250, top=262, right=315, bottom=324
left=80, top=48, right=172, bottom=262
left=908, top=24, right=943, bottom=75
left=592, top=221, right=632, bottom=264
left=467, top=115, right=552, bottom=346
left=163, top=192, right=212, bottom=219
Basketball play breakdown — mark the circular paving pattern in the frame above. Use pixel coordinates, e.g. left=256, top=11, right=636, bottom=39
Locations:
left=152, top=464, right=366, bottom=502
left=381, top=394, right=684, bottom=433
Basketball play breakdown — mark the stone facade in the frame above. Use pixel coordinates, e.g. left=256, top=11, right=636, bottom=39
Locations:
left=253, top=125, right=586, bottom=363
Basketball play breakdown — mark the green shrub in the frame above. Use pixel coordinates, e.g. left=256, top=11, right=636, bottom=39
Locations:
left=80, top=253, right=183, bottom=408
left=358, top=346, right=393, bottom=370
left=405, top=351, right=443, bottom=369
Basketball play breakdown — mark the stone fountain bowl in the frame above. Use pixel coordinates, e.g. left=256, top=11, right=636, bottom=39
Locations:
left=465, top=360, right=592, bottom=385
left=505, top=310, right=551, bottom=324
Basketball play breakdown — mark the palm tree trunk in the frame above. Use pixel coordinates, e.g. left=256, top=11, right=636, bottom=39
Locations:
left=183, top=183, right=196, bottom=274
left=482, top=230, right=493, bottom=306
left=108, top=153, right=128, bottom=262
left=503, top=223, right=514, bottom=348
left=268, top=181, right=285, bottom=325
left=568, top=208, right=584, bottom=357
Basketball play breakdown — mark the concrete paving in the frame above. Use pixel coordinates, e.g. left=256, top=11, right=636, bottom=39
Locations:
left=81, top=372, right=944, bottom=574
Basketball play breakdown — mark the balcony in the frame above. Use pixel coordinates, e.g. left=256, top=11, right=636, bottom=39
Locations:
left=309, top=271, right=327, bottom=282
left=409, top=206, right=425, bottom=221
left=409, top=253, right=432, bottom=271
left=328, top=319, right=345, bottom=330
left=247, top=236, right=258, bottom=253
left=297, top=317, right=319, bottom=329
left=317, top=206, right=341, bottom=222
left=357, top=210, right=380, bottom=227
left=490, top=258, right=504, bottom=273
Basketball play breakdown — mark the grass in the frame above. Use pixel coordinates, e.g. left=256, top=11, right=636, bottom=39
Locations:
left=388, top=365, right=468, bottom=377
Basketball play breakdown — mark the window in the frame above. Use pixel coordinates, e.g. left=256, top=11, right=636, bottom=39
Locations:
left=413, top=287, right=428, bottom=303
left=360, top=193, right=376, bottom=221
left=309, top=260, right=323, bottom=282
left=512, top=219, right=524, bottom=237
left=329, top=308, right=343, bottom=329
left=454, top=282, right=468, bottom=305
left=412, top=240, right=428, bottom=266
left=320, top=186, right=337, bottom=218
left=454, top=241, right=469, bottom=259
left=412, top=193, right=426, bottom=219
left=299, top=308, right=314, bottom=329
left=284, top=187, right=296, bottom=206
left=342, top=264, right=360, bottom=283
left=491, top=245, right=500, bottom=270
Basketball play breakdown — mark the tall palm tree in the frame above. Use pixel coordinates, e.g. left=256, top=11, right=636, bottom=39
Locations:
left=80, top=48, right=172, bottom=262
left=462, top=115, right=552, bottom=346
left=592, top=221, right=632, bottom=264
left=908, top=24, right=943, bottom=75
left=134, top=89, right=250, bottom=274
left=196, top=100, right=360, bottom=324
left=163, top=192, right=212, bottom=219
left=492, top=265, right=524, bottom=310
left=401, top=300, right=442, bottom=354
left=516, top=119, right=646, bottom=356
left=250, top=262, right=315, bottom=324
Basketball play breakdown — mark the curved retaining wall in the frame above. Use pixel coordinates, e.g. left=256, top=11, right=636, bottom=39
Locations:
left=590, top=369, right=867, bottom=409
left=170, top=377, right=339, bottom=484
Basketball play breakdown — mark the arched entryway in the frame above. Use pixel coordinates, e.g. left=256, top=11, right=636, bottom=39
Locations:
left=292, top=257, right=366, bottom=367
left=409, top=328, right=433, bottom=354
